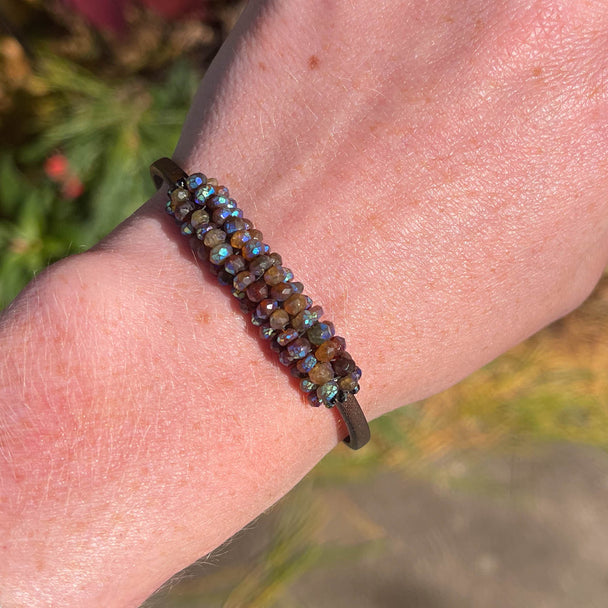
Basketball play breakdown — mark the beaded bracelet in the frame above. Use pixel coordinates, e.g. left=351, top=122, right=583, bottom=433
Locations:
left=150, top=158, right=370, bottom=449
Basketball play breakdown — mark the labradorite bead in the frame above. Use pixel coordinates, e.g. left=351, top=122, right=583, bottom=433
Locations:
left=309, top=305, right=324, bottom=321
left=263, top=265, right=287, bottom=286
left=251, top=312, right=264, bottom=326
left=270, top=282, right=293, bottom=302
left=315, top=339, right=340, bottom=362
left=284, top=294, right=308, bottom=316
left=224, top=254, right=246, bottom=276
left=333, top=356, right=355, bottom=376
left=174, top=201, right=195, bottom=221
left=317, top=380, right=339, bottom=406
left=195, top=183, right=215, bottom=204
left=291, top=309, right=316, bottom=331
left=290, top=281, right=304, bottom=294
left=296, top=354, right=317, bottom=374
left=187, top=173, right=206, bottom=191
left=242, top=239, right=264, bottom=260
left=333, top=336, right=347, bottom=351
left=353, top=367, right=362, bottom=380
left=277, top=328, right=298, bottom=346
left=260, top=325, right=275, bottom=340
left=256, top=298, right=278, bottom=319
left=190, top=209, right=210, bottom=229
left=207, top=177, right=219, bottom=187
left=241, top=218, right=254, bottom=230
left=269, top=308, right=290, bottom=330
left=249, top=228, right=264, bottom=241
left=170, top=187, right=190, bottom=207
left=338, top=373, right=358, bottom=392
left=282, top=268, right=294, bottom=281
left=234, top=270, right=256, bottom=291
left=269, top=252, right=282, bottom=266
left=212, top=207, right=232, bottom=225
left=230, top=230, right=252, bottom=248
left=308, top=361, right=334, bottom=385
left=195, top=224, right=213, bottom=240
left=246, top=280, right=269, bottom=302
left=232, top=287, right=246, bottom=299
left=286, top=337, right=312, bottom=360
left=209, top=243, right=233, bottom=264
left=279, top=350, right=292, bottom=366
left=308, top=393, right=322, bottom=407
left=207, top=194, right=231, bottom=209
left=300, top=378, right=317, bottom=393
left=249, top=255, right=273, bottom=278
left=217, top=185, right=229, bottom=197
left=307, top=321, right=335, bottom=345
left=223, top=217, right=247, bottom=234
left=203, top=228, right=227, bottom=248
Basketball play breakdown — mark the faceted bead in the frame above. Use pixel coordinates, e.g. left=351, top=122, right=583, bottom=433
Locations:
left=195, top=224, right=213, bottom=240
left=246, top=280, right=269, bottom=302
left=353, top=367, right=362, bottom=381
left=230, top=230, right=252, bottom=248
left=308, top=393, right=322, bottom=407
left=290, top=281, right=304, bottom=294
left=174, top=201, right=195, bottom=221
left=249, top=228, right=264, bottom=241
left=277, top=328, right=299, bottom=346
left=234, top=270, right=256, bottom=291
left=263, top=265, right=287, bottom=286
left=317, top=380, right=339, bottom=406
left=241, top=218, right=254, bottom=230
left=232, top=287, right=246, bottom=300
left=209, top=243, right=233, bottom=264
left=207, top=194, right=231, bottom=209
left=195, top=183, right=215, bottom=204
left=260, top=325, right=275, bottom=340
left=180, top=223, right=193, bottom=236
left=203, top=228, right=227, bottom=248
left=270, top=282, right=293, bottom=302
left=333, top=335, right=347, bottom=351
left=269, top=252, right=282, bottom=266
left=307, top=321, right=335, bottom=345
left=282, top=268, right=294, bottom=281
left=338, top=373, right=358, bottom=392
left=187, top=173, right=206, bottom=191
left=170, top=187, right=190, bottom=208
left=207, top=177, right=219, bottom=187
left=190, top=209, right=210, bottom=229
left=256, top=298, right=278, bottom=319
left=212, top=207, right=232, bottom=225
left=309, top=305, right=324, bottom=321
left=308, top=361, right=334, bottom=385
left=291, top=309, right=316, bottom=332
left=223, top=217, right=247, bottom=234
left=249, top=255, right=273, bottom=278
left=224, top=254, right=246, bottom=276
left=300, top=378, right=317, bottom=393
left=286, top=337, right=312, bottom=360
left=304, top=295, right=313, bottom=308
left=279, top=350, right=292, bottom=367
left=251, top=312, right=264, bottom=326
left=242, top=239, right=264, bottom=260
left=269, top=309, right=290, bottom=330
left=284, top=294, right=308, bottom=316
left=263, top=243, right=270, bottom=253
left=333, top=356, right=355, bottom=376
left=315, top=339, right=341, bottom=362
left=296, top=354, right=317, bottom=374
left=217, top=185, right=229, bottom=197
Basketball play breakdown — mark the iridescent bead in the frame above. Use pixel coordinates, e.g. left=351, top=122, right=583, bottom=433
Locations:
left=300, top=378, right=317, bottom=393
left=309, top=305, right=324, bottom=321
left=246, top=280, right=269, bottom=302
left=307, top=321, right=335, bottom=345
left=308, top=393, right=322, bottom=407
left=284, top=294, right=308, bottom=316
left=217, top=185, right=229, bottom=197
left=187, top=173, right=206, bottom=191
left=264, top=265, right=287, bottom=286
left=224, top=254, right=246, bottom=276
left=212, top=207, right=232, bottom=225
left=279, top=350, right=292, bottom=367
left=234, top=270, right=256, bottom=291
left=242, top=239, right=264, bottom=260
left=282, top=268, right=294, bottom=282
left=317, top=380, right=339, bottom=406
left=242, top=218, right=254, bottom=230
left=170, top=187, right=190, bottom=208
left=333, top=336, right=347, bottom=351
left=194, top=183, right=215, bottom=204
left=203, top=229, right=227, bottom=248
left=269, top=252, right=282, bottom=266
left=190, top=209, right=210, bottom=229
left=249, top=228, right=264, bottom=241
left=174, top=201, right=195, bottom=221
left=270, top=282, right=293, bottom=302
left=223, top=217, right=247, bottom=234
left=352, top=384, right=360, bottom=394
left=165, top=199, right=173, bottom=215
left=251, top=311, right=264, bottom=326
left=196, top=224, right=213, bottom=240
left=338, top=373, right=358, bottom=392
left=277, top=328, right=298, bottom=346
left=308, top=361, right=334, bottom=385
left=260, top=325, right=275, bottom=340
left=207, top=177, right=219, bottom=187
left=263, top=243, right=270, bottom=253
left=286, top=337, right=312, bottom=360
left=353, top=367, right=362, bottom=381
left=249, top=255, right=273, bottom=278
left=207, top=194, right=231, bottom=209
left=209, top=243, right=233, bottom=264
left=304, top=295, right=313, bottom=308
left=256, top=298, right=278, bottom=319
left=290, top=281, right=304, bottom=294
left=269, top=309, right=290, bottom=330
left=232, top=287, right=246, bottom=300
left=291, top=309, right=316, bottom=332
left=180, top=223, right=193, bottom=236
left=230, top=230, right=252, bottom=248
left=333, top=356, right=355, bottom=376
left=296, top=354, right=317, bottom=374
left=315, top=339, right=340, bottom=362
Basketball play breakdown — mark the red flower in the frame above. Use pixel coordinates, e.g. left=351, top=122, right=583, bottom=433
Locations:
left=44, top=153, right=69, bottom=182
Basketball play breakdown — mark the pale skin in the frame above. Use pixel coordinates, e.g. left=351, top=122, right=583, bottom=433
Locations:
left=1, top=0, right=608, bottom=606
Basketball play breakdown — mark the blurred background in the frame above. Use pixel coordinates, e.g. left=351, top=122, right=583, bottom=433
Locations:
left=2, top=1, right=608, bottom=606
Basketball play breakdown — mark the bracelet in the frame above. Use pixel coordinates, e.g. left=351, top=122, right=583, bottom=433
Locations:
left=150, top=157, right=370, bottom=450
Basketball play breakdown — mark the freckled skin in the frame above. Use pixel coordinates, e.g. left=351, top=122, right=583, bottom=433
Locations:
left=2, top=1, right=608, bottom=606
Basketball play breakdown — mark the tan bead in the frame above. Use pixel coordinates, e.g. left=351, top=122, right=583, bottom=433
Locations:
left=269, top=309, right=290, bottom=330
left=308, top=362, right=334, bottom=385
left=284, top=294, right=307, bottom=316
left=230, top=230, right=251, bottom=248
left=315, top=339, right=340, bottom=362
left=264, top=265, right=286, bottom=286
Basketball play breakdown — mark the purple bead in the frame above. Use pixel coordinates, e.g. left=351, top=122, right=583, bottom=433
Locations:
left=286, top=337, right=312, bottom=360
left=279, top=350, right=292, bottom=367
left=296, top=354, right=317, bottom=374
left=308, top=393, right=322, bottom=407
left=277, top=328, right=298, bottom=346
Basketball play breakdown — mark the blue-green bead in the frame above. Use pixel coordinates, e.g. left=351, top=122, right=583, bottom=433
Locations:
left=209, top=243, right=233, bottom=264
left=187, top=173, right=206, bottom=191
left=300, top=378, right=317, bottom=393
left=286, top=337, right=312, bottom=360
left=195, top=184, right=215, bottom=204
left=296, top=354, right=317, bottom=374
left=224, top=255, right=246, bottom=276
left=242, top=239, right=264, bottom=260
left=207, top=194, right=231, bottom=209
left=180, top=223, right=193, bottom=236
left=165, top=199, right=173, bottom=215
left=290, top=281, right=304, bottom=294
left=196, top=224, right=213, bottom=240
left=307, top=321, right=335, bottom=345
left=224, top=217, right=247, bottom=234
left=260, top=325, right=275, bottom=340
left=317, top=380, right=339, bottom=406
left=217, top=185, right=229, bottom=197
left=292, top=309, right=316, bottom=332
left=282, top=267, right=294, bottom=282
left=277, top=328, right=298, bottom=346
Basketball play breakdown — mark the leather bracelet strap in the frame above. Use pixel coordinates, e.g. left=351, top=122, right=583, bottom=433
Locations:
left=150, top=157, right=370, bottom=450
